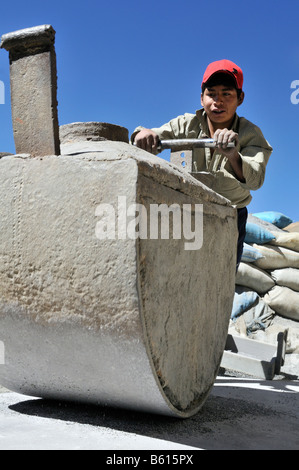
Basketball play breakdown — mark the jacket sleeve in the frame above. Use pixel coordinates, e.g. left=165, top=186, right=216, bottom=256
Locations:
left=131, top=113, right=200, bottom=143
left=238, top=120, right=272, bottom=191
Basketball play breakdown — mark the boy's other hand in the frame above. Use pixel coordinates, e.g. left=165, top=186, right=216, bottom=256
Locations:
left=213, top=128, right=239, bottom=156
left=134, top=129, right=160, bottom=154
left=214, top=128, right=245, bottom=182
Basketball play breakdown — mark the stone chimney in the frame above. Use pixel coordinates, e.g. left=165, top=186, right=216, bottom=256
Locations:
left=1, top=25, right=60, bottom=156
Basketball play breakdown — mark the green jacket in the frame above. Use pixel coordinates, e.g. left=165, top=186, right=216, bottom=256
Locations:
left=132, top=109, right=272, bottom=208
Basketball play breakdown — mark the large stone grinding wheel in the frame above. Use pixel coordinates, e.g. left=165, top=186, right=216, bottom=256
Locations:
left=0, top=138, right=237, bottom=418
left=0, top=25, right=238, bottom=418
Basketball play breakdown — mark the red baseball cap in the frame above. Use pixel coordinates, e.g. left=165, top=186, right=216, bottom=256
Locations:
left=202, top=59, right=243, bottom=90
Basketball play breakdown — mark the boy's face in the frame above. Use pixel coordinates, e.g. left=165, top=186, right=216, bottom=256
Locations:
left=201, top=85, right=244, bottom=129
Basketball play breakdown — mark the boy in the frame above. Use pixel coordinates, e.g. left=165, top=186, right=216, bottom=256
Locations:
left=132, top=59, right=272, bottom=267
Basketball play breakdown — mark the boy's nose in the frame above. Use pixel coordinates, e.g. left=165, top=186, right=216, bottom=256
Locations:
left=214, top=94, right=223, bottom=104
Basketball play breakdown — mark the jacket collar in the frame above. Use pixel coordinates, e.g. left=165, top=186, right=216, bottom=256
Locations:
left=196, top=108, right=240, bottom=137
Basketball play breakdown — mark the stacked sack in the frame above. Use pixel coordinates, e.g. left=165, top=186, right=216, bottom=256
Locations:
left=232, top=211, right=299, bottom=337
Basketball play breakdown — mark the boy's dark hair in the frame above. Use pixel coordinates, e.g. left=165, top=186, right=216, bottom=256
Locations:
left=202, top=72, right=242, bottom=98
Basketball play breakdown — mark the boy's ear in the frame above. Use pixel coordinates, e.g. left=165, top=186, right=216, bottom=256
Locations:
left=201, top=92, right=204, bottom=107
left=238, top=91, right=245, bottom=106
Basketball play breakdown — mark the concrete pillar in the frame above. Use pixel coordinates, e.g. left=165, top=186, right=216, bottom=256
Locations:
left=0, top=25, right=60, bottom=156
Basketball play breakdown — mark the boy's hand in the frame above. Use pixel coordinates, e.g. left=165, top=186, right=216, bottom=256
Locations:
left=213, top=128, right=239, bottom=157
left=213, top=128, right=245, bottom=182
left=134, top=129, right=160, bottom=154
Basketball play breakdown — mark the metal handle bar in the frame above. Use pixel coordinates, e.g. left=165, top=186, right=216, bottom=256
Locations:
left=158, top=139, right=235, bottom=151
left=134, top=138, right=235, bottom=151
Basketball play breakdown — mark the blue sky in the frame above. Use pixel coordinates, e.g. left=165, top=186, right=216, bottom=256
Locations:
left=0, top=0, right=298, bottom=222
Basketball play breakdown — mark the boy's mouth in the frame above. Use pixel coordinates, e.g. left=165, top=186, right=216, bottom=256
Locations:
left=212, top=109, right=225, bottom=114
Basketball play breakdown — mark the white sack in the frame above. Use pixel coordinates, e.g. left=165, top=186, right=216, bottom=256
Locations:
left=283, top=221, right=299, bottom=233
left=269, top=232, right=299, bottom=252
left=269, top=267, right=299, bottom=292
left=236, top=262, right=275, bottom=294
left=253, top=244, right=299, bottom=270
left=263, top=286, right=299, bottom=321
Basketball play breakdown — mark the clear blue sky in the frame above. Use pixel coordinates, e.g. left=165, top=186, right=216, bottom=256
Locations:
left=1, top=0, right=298, bottom=222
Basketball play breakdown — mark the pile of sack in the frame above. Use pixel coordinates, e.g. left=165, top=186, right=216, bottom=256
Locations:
left=232, top=211, right=299, bottom=342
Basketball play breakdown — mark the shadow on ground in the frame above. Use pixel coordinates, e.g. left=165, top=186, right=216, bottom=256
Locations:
left=8, top=378, right=299, bottom=450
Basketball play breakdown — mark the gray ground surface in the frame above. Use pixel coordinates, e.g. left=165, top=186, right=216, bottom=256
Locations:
left=1, top=376, right=298, bottom=450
